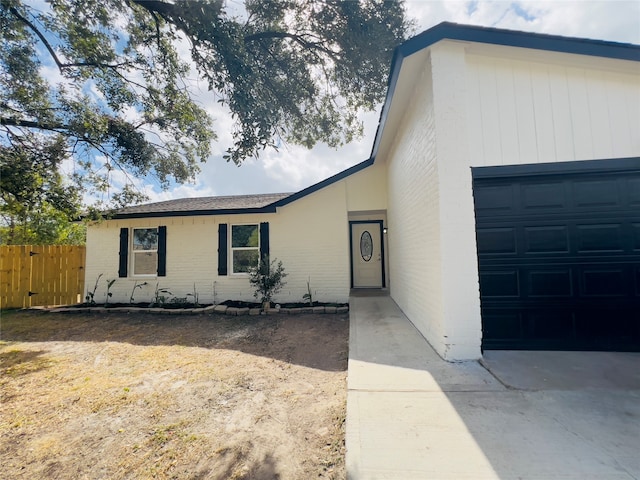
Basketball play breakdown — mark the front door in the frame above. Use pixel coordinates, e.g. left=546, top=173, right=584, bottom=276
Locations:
left=351, top=222, right=384, bottom=288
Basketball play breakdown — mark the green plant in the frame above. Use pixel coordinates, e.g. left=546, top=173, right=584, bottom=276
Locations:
left=149, top=283, right=172, bottom=307
left=85, top=274, right=103, bottom=305
left=104, top=279, right=116, bottom=306
left=303, top=277, right=314, bottom=306
left=186, top=283, right=199, bottom=307
left=249, top=255, right=287, bottom=305
left=129, top=281, right=148, bottom=304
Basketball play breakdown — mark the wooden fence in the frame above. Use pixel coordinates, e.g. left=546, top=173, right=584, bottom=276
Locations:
left=0, top=245, right=85, bottom=309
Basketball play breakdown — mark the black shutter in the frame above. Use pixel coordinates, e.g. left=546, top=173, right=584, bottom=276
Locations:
left=118, top=228, right=128, bottom=277
left=259, top=222, right=269, bottom=261
left=157, top=226, right=167, bottom=276
left=218, top=223, right=228, bottom=276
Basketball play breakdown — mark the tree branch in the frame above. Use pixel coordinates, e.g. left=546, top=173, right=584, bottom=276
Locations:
left=0, top=116, right=65, bottom=131
left=9, top=6, right=130, bottom=73
left=244, top=31, right=340, bottom=60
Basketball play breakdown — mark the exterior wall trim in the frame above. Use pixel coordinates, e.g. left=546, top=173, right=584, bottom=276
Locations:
left=472, top=156, right=640, bottom=179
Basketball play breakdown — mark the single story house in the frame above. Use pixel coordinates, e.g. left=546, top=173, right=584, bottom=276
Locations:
left=85, top=22, right=640, bottom=360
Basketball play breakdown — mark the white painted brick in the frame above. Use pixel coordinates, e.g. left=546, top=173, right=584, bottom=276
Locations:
left=86, top=176, right=357, bottom=306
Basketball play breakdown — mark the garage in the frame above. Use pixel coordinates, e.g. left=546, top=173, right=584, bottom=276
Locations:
left=473, top=158, right=640, bottom=351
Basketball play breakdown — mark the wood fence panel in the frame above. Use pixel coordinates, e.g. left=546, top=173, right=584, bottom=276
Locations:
left=1, top=245, right=31, bottom=309
left=0, top=245, right=85, bottom=309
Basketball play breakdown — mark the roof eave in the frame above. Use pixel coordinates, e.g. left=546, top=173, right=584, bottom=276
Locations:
left=109, top=205, right=279, bottom=220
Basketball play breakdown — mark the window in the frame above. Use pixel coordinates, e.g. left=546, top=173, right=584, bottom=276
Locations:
left=217, top=222, right=268, bottom=277
left=231, top=224, right=259, bottom=273
left=132, top=227, right=158, bottom=275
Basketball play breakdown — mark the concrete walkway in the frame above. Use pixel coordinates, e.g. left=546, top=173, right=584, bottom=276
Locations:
left=346, top=295, right=640, bottom=479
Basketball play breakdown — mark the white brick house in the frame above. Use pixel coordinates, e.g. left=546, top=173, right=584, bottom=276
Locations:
left=86, top=23, right=640, bottom=360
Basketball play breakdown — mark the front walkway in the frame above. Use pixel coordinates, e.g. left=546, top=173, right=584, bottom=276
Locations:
left=346, top=295, right=640, bottom=479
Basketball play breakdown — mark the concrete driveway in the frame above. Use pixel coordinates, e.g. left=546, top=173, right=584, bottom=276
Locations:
left=346, top=295, right=640, bottom=479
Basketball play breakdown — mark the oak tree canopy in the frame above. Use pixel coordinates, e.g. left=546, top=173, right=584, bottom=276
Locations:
left=0, top=0, right=410, bottom=241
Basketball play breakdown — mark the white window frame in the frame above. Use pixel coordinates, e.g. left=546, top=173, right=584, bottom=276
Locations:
left=131, top=227, right=159, bottom=277
left=230, top=223, right=260, bottom=275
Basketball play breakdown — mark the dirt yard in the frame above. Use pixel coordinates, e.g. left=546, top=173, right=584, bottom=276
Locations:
left=0, top=310, right=349, bottom=479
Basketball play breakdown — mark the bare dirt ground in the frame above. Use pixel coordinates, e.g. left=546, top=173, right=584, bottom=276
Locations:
left=0, top=310, right=349, bottom=479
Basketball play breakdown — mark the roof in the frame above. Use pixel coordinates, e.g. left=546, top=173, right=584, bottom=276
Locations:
left=110, top=192, right=292, bottom=219
left=370, top=22, right=640, bottom=162
left=109, top=158, right=375, bottom=219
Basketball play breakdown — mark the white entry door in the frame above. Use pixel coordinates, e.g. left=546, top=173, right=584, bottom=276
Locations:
left=351, top=222, right=383, bottom=288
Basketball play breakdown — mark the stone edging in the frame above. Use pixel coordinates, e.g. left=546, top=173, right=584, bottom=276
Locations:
left=45, top=304, right=349, bottom=316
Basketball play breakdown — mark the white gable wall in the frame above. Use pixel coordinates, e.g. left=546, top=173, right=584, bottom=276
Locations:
left=270, top=181, right=351, bottom=304
left=383, top=39, right=639, bottom=361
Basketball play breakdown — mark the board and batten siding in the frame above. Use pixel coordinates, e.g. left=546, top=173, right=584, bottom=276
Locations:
left=465, top=48, right=640, bottom=166
left=85, top=180, right=352, bottom=305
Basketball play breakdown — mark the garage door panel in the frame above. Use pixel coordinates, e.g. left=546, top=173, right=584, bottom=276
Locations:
left=524, top=226, right=569, bottom=253
left=574, top=312, right=638, bottom=345
left=483, top=306, right=639, bottom=351
left=522, top=182, right=566, bottom=210
left=528, top=311, right=574, bottom=340
left=573, top=179, right=620, bottom=208
left=576, top=224, right=624, bottom=252
left=473, top=184, right=515, bottom=217
left=482, top=312, right=523, bottom=341
left=626, top=178, right=640, bottom=205
left=479, top=270, right=520, bottom=297
left=632, top=224, right=640, bottom=250
left=528, top=269, right=573, bottom=297
left=580, top=268, right=627, bottom=297
left=474, top=160, right=640, bottom=351
left=476, top=227, right=517, bottom=255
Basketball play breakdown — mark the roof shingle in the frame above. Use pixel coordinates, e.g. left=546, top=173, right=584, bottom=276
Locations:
left=113, top=192, right=292, bottom=219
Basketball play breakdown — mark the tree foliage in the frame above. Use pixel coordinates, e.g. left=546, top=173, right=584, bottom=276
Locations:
left=0, top=0, right=410, bottom=221
left=0, top=137, right=85, bottom=244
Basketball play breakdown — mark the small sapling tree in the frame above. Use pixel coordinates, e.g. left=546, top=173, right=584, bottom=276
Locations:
left=249, top=256, right=287, bottom=308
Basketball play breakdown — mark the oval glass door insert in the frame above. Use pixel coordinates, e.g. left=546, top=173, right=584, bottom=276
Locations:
left=360, top=231, right=373, bottom=261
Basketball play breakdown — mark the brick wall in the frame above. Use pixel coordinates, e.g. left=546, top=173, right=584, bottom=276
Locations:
left=85, top=181, right=352, bottom=306
left=387, top=53, right=447, bottom=351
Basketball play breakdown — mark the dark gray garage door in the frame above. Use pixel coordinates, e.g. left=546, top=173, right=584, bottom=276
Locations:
left=473, top=158, right=640, bottom=351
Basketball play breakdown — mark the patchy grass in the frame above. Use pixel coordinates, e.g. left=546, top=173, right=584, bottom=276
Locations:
left=0, top=310, right=348, bottom=479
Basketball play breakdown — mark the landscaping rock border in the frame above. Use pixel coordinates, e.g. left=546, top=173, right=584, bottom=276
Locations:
left=43, top=304, right=349, bottom=315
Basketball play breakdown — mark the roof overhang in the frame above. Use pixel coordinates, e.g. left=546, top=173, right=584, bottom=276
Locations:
left=108, top=206, right=279, bottom=220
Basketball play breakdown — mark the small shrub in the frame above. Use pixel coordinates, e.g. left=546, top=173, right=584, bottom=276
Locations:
left=249, top=255, right=287, bottom=305
left=85, top=274, right=103, bottom=305
left=129, top=281, right=148, bottom=304
left=149, top=283, right=172, bottom=307
left=104, top=279, right=116, bottom=306
left=303, top=277, right=313, bottom=306
left=186, top=283, right=199, bottom=307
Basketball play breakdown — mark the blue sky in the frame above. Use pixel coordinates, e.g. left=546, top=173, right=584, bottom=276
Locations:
left=112, top=0, right=640, bottom=203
